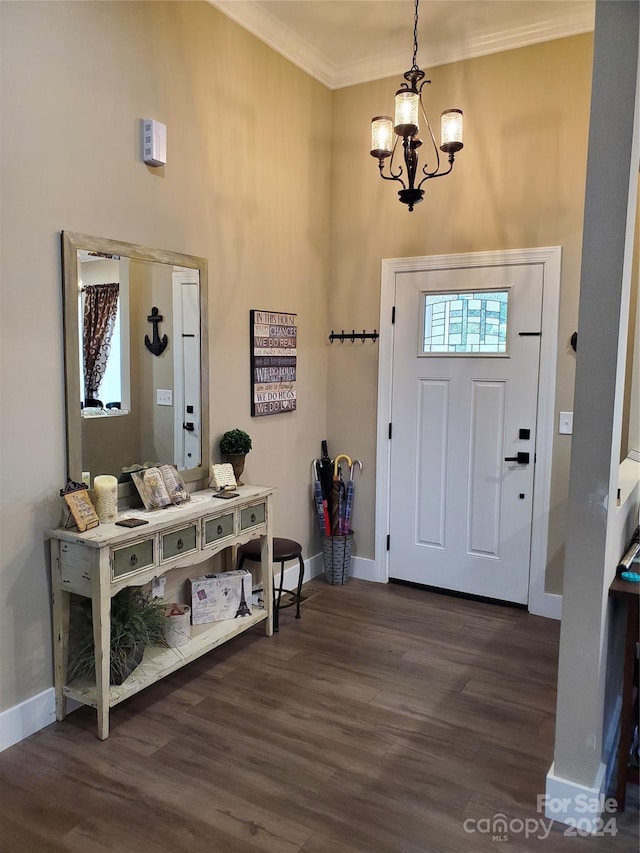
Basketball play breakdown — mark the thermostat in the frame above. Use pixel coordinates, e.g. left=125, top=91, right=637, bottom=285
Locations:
left=142, top=118, right=167, bottom=166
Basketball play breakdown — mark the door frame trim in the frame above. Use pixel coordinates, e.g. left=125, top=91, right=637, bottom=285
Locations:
left=375, top=247, right=563, bottom=619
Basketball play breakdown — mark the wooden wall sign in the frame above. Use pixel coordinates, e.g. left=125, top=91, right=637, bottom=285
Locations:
left=250, top=310, right=297, bottom=417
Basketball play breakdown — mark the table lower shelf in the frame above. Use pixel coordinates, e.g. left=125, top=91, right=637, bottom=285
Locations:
left=63, top=610, right=267, bottom=709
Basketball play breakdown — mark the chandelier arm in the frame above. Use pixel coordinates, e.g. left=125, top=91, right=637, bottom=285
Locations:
left=417, top=94, right=442, bottom=178
left=417, top=156, right=455, bottom=190
left=379, top=167, right=406, bottom=188
left=384, top=136, right=407, bottom=188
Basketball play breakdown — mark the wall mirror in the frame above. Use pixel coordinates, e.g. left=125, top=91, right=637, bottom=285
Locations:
left=61, top=231, right=209, bottom=490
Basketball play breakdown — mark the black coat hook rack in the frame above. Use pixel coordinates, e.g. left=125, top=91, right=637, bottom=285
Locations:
left=329, top=329, right=379, bottom=344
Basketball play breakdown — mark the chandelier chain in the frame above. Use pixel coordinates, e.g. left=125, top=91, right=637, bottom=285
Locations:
left=411, top=0, right=420, bottom=71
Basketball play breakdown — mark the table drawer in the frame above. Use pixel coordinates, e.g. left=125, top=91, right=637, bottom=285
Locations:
left=240, top=502, right=266, bottom=531
left=203, top=512, right=235, bottom=545
left=161, top=524, right=198, bottom=561
left=112, top=538, right=155, bottom=579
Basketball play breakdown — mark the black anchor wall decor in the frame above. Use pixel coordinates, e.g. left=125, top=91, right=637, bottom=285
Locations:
left=144, top=306, right=168, bottom=356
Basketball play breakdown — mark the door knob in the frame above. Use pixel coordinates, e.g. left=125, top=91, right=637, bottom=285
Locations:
left=504, top=452, right=530, bottom=464
left=183, top=422, right=195, bottom=432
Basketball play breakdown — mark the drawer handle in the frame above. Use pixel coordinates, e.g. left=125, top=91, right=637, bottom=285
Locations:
left=217, top=524, right=223, bottom=535
left=176, top=538, right=184, bottom=550
left=129, top=554, right=138, bottom=566
left=251, top=513, right=256, bottom=523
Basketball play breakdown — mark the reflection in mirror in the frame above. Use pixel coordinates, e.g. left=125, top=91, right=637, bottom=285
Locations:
left=62, top=232, right=208, bottom=489
left=78, top=252, right=129, bottom=414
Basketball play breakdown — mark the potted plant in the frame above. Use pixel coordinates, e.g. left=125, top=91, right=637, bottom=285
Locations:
left=68, top=587, right=168, bottom=685
left=219, top=428, right=252, bottom=485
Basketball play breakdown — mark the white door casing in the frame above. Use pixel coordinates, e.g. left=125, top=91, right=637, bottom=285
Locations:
left=172, top=271, right=201, bottom=470
left=389, top=264, right=542, bottom=603
left=375, top=247, right=563, bottom=619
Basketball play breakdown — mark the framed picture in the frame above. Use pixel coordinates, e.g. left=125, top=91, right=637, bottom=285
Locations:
left=250, top=310, right=297, bottom=417
left=63, top=489, right=100, bottom=532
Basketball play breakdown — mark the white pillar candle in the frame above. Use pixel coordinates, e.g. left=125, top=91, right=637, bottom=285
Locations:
left=93, top=475, right=118, bottom=523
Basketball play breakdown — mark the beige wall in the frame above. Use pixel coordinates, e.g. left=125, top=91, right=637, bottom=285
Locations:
left=0, top=1, right=597, bottom=717
left=328, top=35, right=594, bottom=593
left=0, top=1, right=331, bottom=712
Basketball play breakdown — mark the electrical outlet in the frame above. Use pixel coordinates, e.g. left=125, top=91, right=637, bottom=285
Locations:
left=559, top=411, right=573, bottom=435
left=156, top=389, right=173, bottom=406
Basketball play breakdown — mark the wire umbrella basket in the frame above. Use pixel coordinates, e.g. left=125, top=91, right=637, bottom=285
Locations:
left=313, top=442, right=362, bottom=585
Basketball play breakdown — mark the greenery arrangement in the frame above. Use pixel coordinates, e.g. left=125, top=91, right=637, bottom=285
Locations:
left=219, top=428, right=252, bottom=455
left=68, top=587, right=168, bottom=685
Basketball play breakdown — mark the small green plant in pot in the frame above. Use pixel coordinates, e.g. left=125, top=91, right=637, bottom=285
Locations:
left=219, top=428, right=252, bottom=485
left=68, top=587, right=168, bottom=685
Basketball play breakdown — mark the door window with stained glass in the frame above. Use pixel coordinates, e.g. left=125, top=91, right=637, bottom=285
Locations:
left=421, top=289, right=509, bottom=354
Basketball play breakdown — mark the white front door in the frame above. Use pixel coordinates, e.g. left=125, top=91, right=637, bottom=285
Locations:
left=389, top=262, right=543, bottom=604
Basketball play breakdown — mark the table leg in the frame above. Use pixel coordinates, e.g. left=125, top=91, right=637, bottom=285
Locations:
left=261, top=531, right=273, bottom=637
left=51, top=540, right=69, bottom=722
left=92, top=575, right=111, bottom=740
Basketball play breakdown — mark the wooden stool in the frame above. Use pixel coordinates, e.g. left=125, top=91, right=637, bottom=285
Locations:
left=238, top=537, right=304, bottom=632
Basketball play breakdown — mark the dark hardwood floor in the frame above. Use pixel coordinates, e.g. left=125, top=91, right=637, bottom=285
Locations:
left=0, top=579, right=638, bottom=852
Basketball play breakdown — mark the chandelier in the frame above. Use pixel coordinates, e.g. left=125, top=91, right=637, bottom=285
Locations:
left=370, top=0, right=464, bottom=211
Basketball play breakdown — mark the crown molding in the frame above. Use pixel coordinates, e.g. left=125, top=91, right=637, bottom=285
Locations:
left=209, top=0, right=338, bottom=88
left=209, top=1, right=594, bottom=90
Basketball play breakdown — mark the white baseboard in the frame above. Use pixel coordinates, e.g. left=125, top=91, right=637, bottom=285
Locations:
left=351, top=555, right=377, bottom=582
left=299, top=552, right=378, bottom=585
left=0, top=688, right=85, bottom=753
left=275, top=552, right=323, bottom=593
left=543, top=761, right=615, bottom=831
left=0, top=687, right=56, bottom=753
left=530, top=591, right=563, bottom=620
left=544, top=695, right=623, bottom=826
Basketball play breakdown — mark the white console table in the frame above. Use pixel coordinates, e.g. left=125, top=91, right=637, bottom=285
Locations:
left=48, top=486, right=274, bottom=739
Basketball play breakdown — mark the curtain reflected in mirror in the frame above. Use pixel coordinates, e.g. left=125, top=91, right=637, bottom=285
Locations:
left=82, top=282, right=119, bottom=404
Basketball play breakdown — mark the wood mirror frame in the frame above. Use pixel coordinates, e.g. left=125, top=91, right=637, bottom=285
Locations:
left=61, top=231, right=209, bottom=493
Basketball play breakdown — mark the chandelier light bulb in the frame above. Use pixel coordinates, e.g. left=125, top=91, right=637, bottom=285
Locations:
left=440, top=109, right=464, bottom=153
left=394, top=90, right=419, bottom=136
left=371, top=116, right=394, bottom=158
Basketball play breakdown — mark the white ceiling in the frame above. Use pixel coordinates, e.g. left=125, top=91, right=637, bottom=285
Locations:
left=209, top=0, right=595, bottom=89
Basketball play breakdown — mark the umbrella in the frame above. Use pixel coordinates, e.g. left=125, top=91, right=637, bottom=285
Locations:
left=319, top=440, right=334, bottom=524
left=312, top=460, right=331, bottom=536
left=332, top=454, right=352, bottom=536
left=341, top=459, right=363, bottom=535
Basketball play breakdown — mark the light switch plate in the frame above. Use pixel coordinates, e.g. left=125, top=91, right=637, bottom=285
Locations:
left=559, top=411, right=573, bottom=434
left=157, top=389, right=173, bottom=406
